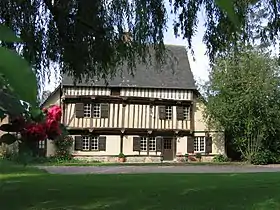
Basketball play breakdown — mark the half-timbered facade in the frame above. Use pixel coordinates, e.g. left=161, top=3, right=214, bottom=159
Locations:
left=42, top=45, right=225, bottom=162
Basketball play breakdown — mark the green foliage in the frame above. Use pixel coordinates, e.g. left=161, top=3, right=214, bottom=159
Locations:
left=1, top=0, right=279, bottom=85
left=195, top=153, right=202, bottom=159
left=205, top=45, right=280, bottom=161
left=212, top=154, right=229, bottom=163
left=250, top=150, right=272, bottom=165
left=118, top=152, right=125, bottom=158
left=53, top=126, right=73, bottom=159
left=0, top=24, right=22, bottom=43
left=0, top=47, right=37, bottom=105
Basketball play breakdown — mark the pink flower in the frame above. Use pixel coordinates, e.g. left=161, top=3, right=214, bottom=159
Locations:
left=47, top=105, right=62, bottom=122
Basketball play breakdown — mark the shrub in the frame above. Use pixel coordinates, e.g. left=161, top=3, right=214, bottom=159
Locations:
left=195, top=153, right=202, bottom=159
left=118, top=152, right=125, bottom=158
left=53, top=135, right=73, bottom=159
left=250, top=150, right=272, bottom=165
left=212, top=154, right=229, bottom=163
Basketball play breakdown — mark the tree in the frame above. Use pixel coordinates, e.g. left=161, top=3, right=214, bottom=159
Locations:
left=0, top=0, right=279, bottom=88
left=204, top=45, right=280, bottom=163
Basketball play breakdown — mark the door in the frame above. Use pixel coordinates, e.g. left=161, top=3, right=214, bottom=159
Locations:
left=163, top=137, right=173, bottom=160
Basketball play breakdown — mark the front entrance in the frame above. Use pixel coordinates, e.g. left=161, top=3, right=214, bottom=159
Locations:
left=163, top=137, right=174, bottom=160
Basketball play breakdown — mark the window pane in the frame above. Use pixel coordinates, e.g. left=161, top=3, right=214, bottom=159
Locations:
left=183, top=106, right=190, bottom=120
left=140, top=137, right=147, bottom=151
left=93, top=104, right=101, bottom=118
left=91, top=137, right=99, bottom=150
left=82, top=136, right=90, bottom=150
left=165, top=106, right=172, bottom=120
left=149, top=137, right=156, bottom=151
left=84, top=104, right=91, bottom=117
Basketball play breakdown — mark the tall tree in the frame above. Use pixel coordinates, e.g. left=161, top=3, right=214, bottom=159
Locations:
left=0, top=0, right=279, bottom=87
left=204, top=45, right=280, bottom=162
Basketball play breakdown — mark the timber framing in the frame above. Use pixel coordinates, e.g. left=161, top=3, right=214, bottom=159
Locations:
left=68, top=127, right=192, bottom=136
left=63, top=95, right=193, bottom=106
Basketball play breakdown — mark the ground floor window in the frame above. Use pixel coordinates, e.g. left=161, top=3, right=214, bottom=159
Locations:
left=194, top=136, right=205, bottom=152
left=140, top=137, right=156, bottom=151
left=82, top=136, right=99, bottom=151
left=38, top=140, right=45, bottom=149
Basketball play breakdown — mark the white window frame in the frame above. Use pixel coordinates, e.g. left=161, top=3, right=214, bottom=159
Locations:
left=183, top=106, right=190, bottom=120
left=82, top=136, right=91, bottom=151
left=92, top=104, right=101, bottom=118
left=165, top=106, right=172, bottom=120
left=91, top=136, right=99, bottom=151
left=140, top=137, right=148, bottom=151
left=83, top=103, right=101, bottom=118
left=82, top=136, right=99, bottom=151
left=140, top=137, right=156, bottom=152
left=194, top=136, right=205, bottom=153
left=149, top=137, right=156, bottom=151
left=38, top=140, right=45, bottom=149
left=83, top=104, right=92, bottom=118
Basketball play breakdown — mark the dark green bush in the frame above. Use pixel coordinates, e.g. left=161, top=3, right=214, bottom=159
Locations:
left=212, top=154, right=229, bottom=162
left=251, top=150, right=272, bottom=165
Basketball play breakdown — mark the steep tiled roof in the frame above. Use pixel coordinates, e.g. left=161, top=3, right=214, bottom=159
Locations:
left=62, top=45, right=196, bottom=90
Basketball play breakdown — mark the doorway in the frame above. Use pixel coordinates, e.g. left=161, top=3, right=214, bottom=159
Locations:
left=163, top=137, right=174, bottom=160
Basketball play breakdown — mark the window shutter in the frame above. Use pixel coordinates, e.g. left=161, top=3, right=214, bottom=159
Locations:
left=75, top=103, right=84, bottom=118
left=176, top=106, right=184, bottom=120
left=158, top=106, right=166, bottom=120
left=205, top=136, right=212, bottom=153
left=100, top=103, right=109, bottom=118
left=187, top=136, right=194, bottom=153
left=156, top=136, right=162, bottom=152
left=98, top=136, right=106, bottom=151
left=133, top=136, right=141, bottom=151
left=74, top=136, right=83, bottom=150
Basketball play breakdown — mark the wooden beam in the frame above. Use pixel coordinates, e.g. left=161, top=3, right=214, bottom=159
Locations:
left=67, top=127, right=191, bottom=136
left=63, top=95, right=192, bottom=106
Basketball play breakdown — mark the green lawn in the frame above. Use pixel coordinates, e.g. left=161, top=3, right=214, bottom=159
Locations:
left=1, top=161, right=280, bottom=210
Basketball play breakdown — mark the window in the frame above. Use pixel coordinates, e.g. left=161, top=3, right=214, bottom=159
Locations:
left=82, top=136, right=91, bottom=151
left=38, top=140, right=45, bottom=149
left=82, top=136, right=99, bottom=151
left=92, top=104, right=101, bottom=118
left=140, top=137, right=148, bottom=151
left=165, top=106, right=172, bottom=120
left=149, top=137, right=156, bottom=151
left=183, top=106, right=190, bottom=120
left=84, top=104, right=91, bottom=117
left=83, top=103, right=101, bottom=118
left=91, top=136, right=99, bottom=150
left=194, top=137, right=205, bottom=152
left=140, top=137, right=156, bottom=151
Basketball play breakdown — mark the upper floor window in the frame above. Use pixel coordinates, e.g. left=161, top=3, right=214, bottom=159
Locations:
left=165, top=106, right=172, bottom=120
left=83, top=104, right=101, bottom=118
left=183, top=106, right=190, bottom=120
left=84, top=104, right=91, bottom=117
left=194, top=136, right=205, bottom=152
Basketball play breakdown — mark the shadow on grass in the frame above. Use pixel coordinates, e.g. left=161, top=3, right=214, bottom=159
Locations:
left=1, top=166, right=280, bottom=210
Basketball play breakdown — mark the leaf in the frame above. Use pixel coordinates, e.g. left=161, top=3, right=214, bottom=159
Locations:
left=215, top=0, right=239, bottom=26
left=0, top=24, right=22, bottom=43
left=0, top=133, right=17, bottom=145
left=0, top=47, right=37, bottom=105
left=30, top=108, right=44, bottom=122
left=0, top=90, right=26, bottom=116
left=0, top=124, right=20, bottom=132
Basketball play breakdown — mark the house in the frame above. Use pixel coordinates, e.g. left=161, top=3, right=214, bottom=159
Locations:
left=42, top=45, right=225, bottom=162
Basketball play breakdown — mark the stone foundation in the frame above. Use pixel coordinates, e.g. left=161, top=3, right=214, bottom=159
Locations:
left=73, top=155, right=162, bottom=163
left=73, top=155, right=214, bottom=163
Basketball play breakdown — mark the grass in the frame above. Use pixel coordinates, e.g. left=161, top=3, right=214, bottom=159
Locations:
left=1, top=160, right=280, bottom=210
